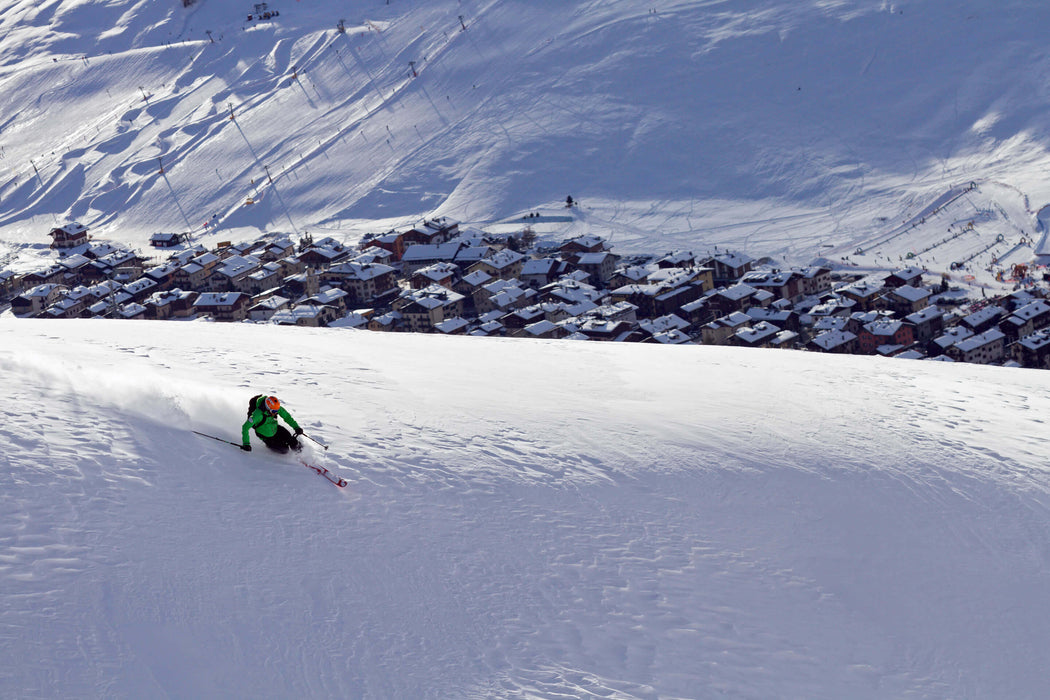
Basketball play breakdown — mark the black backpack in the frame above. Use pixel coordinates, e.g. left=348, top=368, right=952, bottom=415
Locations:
left=247, top=394, right=265, bottom=418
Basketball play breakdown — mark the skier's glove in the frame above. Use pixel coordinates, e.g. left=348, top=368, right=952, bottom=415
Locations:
left=294, top=427, right=304, bottom=436
left=241, top=444, right=251, bottom=452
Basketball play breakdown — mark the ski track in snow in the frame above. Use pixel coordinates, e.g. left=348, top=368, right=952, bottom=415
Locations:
left=4, top=320, right=1050, bottom=697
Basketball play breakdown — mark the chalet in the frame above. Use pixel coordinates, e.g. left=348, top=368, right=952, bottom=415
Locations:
left=609, top=268, right=708, bottom=317
left=248, top=295, right=291, bottom=322
left=48, top=223, right=89, bottom=250
left=566, top=317, right=638, bottom=342
left=540, top=278, right=604, bottom=314
left=746, top=306, right=800, bottom=333
left=905, top=306, right=945, bottom=345
left=960, top=305, right=1004, bottom=334
left=558, top=235, right=606, bottom=258
left=740, top=270, right=804, bottom=303
left=770, top=330, right=800, bottom=349
left=259, top=238, right=296, bottom=261
left=145, top=290, right=198, bottom=319
left=244, top=262, right=285, bottom=295
left=323, top=261, right=398, bottom=305
left=56, top=254, right=92, bottom=284
left=733, top=321, right=782, bottom=349
left=362, top=231, right=406, bottom=262
left=522, top=319, right=566, bottom=340
left=467, top=249, right=525, bottom=281
left=797, top=266, right=833, bottom=296
left=452, top=245, right=493, bottom=270
left=707, top=283, right=761, bottom=316
left=474, top=279, right=536, bottom=315
left=884, top=267, right=924, bottom=288
left=609, top=265, right=651, bottom=290
left=402, top=217, right=460, bottom=247
left=838, top=280, right=885, bottom=311
left=149, top=232, right=189, bottom=248
left=948, top=328, right=1006, bottom=364
left=21, top=264, right=67, bottom=287
left=501, top=305, right=548, bottom=333
left=396, top=285, right=466, bottom=333
left=648, top=328, right=693, bottom=345
left=931, top=326, right=975, bottom=357
left=194, top=292, right=250, bottom=322
left=277, top=255, right=306, bottom=277
left=355, top=247, right=395, bottom=267
left=568, top=251, right=621, bottom=288
left=368, top=310, right=403, bottom=332
left=44, top=286, right=98, bottom=319
left=330, top=310, right=372, bottom=330
left=411, top=262, right=459, bottom=290
left=143, top=262, right=181, bottom=291
left=469, top=315, right=506, bottom=338
left=882, top=285, right=931, bottom=316
left=298, top=246, right=348, bottom=269
left=271, top=304, right=340, bottom=328
left=122, top=277, right=159, bottom=303
left=701, top=311, right=752, bottom=345
left=639, top=314, right=690, bottom=339
left=656, top=251, right=696, bottom=269
left=303, top=288, right=349, bottom=314
left=401, top=242, right=465, bottom=275
left=0, top=270, right=17, bottom=297
left=702, top=252, right=754, bottom=285
left=679, top=296, right=714, bottom=328
left=11, top=284, right=65, bottom=316
left=808, top=329, right=859, bottom=354
left=999, top=300, right=1050, bottom=341
left=434, top=317, right=470, bottom=335
left=207, top=255, right=261, bottom=292
left=858, top=319, right=915, bottom=354
left=455, top=270, right=494, bottom=306
left=281, top=270, right=320, bottom=300
left=117, top=303, right=148, bottom=320
left=1014, top=329, right=1050, bottom=369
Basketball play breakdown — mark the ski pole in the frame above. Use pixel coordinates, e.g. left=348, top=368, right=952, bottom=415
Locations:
left=301, top=432, right=329, bottom=451
left=192, top=430, right=242, bottom=448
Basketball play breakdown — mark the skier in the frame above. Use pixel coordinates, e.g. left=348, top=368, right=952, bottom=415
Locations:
left=241, top=395, right=303, bottom=453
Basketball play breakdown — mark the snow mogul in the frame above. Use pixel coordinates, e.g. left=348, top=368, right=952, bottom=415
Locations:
left=241, top=395, right=303, bottom=453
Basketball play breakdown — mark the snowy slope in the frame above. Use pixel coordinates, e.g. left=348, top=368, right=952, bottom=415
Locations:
left=3, top=0, right=1050, bottom=283
left=4, top=318, right=1050, bottom=698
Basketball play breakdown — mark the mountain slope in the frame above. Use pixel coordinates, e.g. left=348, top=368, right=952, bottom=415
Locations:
left=3, top=318, right=1050, bottom=698
left=3, top=0, right=1050, bottom=272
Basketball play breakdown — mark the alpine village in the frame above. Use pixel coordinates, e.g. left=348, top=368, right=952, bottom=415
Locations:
left=3, top=215, right=1049, bottom=370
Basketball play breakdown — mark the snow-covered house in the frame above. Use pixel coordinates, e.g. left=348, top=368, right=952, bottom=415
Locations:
left=808, top=329, right=859, bottom=354
left=248, top=295, right=291, bottom=322
left=11, top=284, right=65, bottom=317
left=48, top=222, right=89, bottom=250
left=194, top=292, right=250, bottom=322
left=858, top=319, right=915, bottom=354
left=948, top=328, right=1006, bottom=365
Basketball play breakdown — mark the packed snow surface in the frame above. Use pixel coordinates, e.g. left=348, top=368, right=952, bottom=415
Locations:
left=3, top=318, right=1050, bottom=698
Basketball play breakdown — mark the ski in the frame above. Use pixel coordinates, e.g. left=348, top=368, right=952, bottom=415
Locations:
left=299, top=459, right=348, bottom=488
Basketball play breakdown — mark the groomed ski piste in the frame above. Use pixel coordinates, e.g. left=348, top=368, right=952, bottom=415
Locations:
left=4, top=317, right=1050, bottom=698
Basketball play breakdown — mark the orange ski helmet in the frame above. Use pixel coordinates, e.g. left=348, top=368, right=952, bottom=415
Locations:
left=264, top=396, right=281, bottom=414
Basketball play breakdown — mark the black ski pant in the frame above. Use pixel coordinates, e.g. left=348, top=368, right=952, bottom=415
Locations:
left=257, top=426, right=301, bottom=453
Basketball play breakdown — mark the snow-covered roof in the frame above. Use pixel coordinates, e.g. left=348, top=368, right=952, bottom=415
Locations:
left=954, top=328, right=1005, bottom=353
left=810, top=329, right=857, bottom=350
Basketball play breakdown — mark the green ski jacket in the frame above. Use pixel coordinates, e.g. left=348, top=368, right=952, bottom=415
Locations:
left=242, top=397, right=301, bottom=446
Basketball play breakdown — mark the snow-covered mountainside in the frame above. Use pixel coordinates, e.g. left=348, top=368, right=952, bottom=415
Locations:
left=4, top=317, right=1050, bottom=698
left=3, top=0, right=1050, bottom=279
